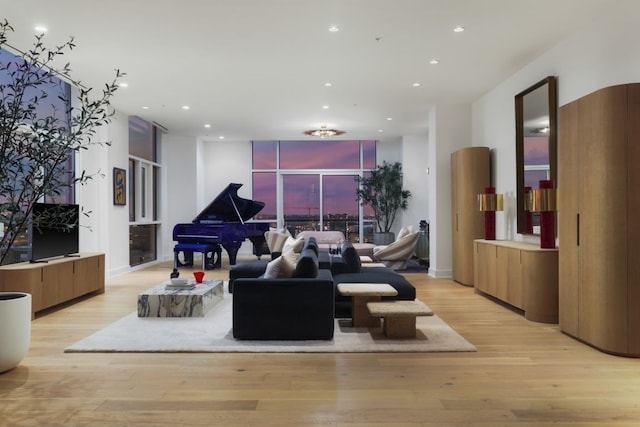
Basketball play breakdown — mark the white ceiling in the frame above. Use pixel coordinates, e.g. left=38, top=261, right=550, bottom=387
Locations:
left=1, top=0, right=616, bottom=142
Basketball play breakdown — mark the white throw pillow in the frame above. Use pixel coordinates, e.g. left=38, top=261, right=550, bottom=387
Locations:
left=280, top=249, right=298, bottom=277
left=283, top=236, right=305, bottom=253
left=263, top=250, right=296, bottom=278
left=263, top=257, right=283, bottom=278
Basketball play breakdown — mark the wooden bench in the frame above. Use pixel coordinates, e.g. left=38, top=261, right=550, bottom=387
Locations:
left=366, top=300, right=434, bottom=338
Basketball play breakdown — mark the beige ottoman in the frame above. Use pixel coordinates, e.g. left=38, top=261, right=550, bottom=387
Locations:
left=367, top=300, right=434, bottom=338
left=337, top=283, right=398, bottom=328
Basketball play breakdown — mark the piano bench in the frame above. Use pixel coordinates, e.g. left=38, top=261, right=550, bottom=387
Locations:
left=174, top=243, right=222, bottom=270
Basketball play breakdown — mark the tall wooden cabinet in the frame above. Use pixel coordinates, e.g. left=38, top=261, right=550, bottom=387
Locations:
left=558, top=83, right=640, bottom=356
left=451, top=147, right=490, bottom=286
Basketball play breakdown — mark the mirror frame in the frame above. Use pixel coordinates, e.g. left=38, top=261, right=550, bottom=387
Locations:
left=515, top=75, right=558, bottom=235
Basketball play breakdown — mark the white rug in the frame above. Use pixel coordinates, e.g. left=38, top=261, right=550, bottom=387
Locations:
left=65, top=294, right=476, bottom=353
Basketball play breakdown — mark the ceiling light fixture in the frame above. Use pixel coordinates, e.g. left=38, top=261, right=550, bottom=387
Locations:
left=303, top=125, right=345, bottom=138
left=429, top=59, right=439, bottom=65
left=454, top=26, right=465, bottom=33
left=34, top=25, right=47, bottom=33
left=329, top=26, right=339, bottom=32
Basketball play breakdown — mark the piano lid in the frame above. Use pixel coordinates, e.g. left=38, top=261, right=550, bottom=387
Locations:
left=193, top=183, right=265, bottom=224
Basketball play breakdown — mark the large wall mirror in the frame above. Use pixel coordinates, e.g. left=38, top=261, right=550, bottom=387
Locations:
left=515, top=76, right=557, bottom=235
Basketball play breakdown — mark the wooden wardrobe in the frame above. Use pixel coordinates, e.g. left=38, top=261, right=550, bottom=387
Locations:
left=558, top=83, right=640, bottom=356
left=451, top=146, right=490, bottom=286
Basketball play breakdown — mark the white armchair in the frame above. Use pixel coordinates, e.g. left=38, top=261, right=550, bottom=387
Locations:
left=372, top=227, right=421, bottom=270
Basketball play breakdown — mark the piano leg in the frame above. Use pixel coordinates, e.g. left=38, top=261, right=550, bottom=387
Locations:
left=222, top=241, right=243, bottom=265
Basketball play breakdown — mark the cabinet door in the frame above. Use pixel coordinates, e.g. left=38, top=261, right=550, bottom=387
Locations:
left=475, top=242, right=496, bottom=295
left=522, top=250, right=558, bottom=323
left=578, top=86, right=628, bottom=353
left=495, top=247, right=510, bottom=302
left=507, top=248, right=522, bottom=309
left=74, top=255, right=104, bottom=296
left=558, top=101, right=580, bottom=335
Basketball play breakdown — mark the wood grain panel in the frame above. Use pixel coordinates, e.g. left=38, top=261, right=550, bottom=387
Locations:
left=558, top=100, right=580, bottom=336
left=577, top=85, right=628, bottom=354
left=627, top=84, right=640, bottom=354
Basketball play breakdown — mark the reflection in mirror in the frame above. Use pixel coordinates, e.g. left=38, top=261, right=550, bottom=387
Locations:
left=515, top=76, right=557, bottom=235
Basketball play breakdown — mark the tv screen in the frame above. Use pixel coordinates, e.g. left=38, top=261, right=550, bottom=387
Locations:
left=30, top=203, right=80, bottom=262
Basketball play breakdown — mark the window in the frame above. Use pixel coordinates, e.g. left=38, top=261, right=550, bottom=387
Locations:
left=251, top=140, right=376, bottom=243
left=128, top=116, right=162, bottom=267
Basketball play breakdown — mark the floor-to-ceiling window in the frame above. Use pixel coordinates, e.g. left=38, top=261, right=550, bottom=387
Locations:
left=252, top=140, right=376, bottom=243
left=128, top=116, right=162, bottom=267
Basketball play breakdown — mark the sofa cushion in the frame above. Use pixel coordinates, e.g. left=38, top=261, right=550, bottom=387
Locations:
left=303, top=236, right=319, bottom=256
left=340, top=241, right=361, bottom=273
left=292, top=248, right=318, bottom=278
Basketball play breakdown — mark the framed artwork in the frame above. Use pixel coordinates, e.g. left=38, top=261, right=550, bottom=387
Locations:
left=113, top=167, right=126, bottom=206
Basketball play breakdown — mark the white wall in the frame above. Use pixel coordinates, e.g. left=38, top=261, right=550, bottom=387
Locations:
left=428, top=104, right=471, bottom=278
left=472, top=1, right=640, bottom=243
left=401, top=135, right=429, bottom=233
left=76, top=110, right=130, bottom=277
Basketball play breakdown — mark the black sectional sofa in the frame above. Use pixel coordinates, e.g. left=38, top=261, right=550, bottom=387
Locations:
left=230, top=238, right=416, bottom=340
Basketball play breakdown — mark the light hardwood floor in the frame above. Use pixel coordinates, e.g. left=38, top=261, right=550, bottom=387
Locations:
left=1, top=257, right=639, bottom=426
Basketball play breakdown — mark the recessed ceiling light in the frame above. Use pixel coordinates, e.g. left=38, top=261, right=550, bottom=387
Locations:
left=142, top=106, right=149, bottom=110
left=378, top=129, right=384, bottom=133
left=182, top=105, right=190, bottom=110
left=322, top=105, right=329, bottom=109
left=218, top=136, right=225, bottom=140
left=412, top=82, right=421, bottom=87
left=429, top=59, right=439, bottom=65
left=454, top=26, right=465, bottom=33
left=324, top=82, right=332, bottom=87
left=329, top=26, right=339, bottom=32
left=34, top=25, right=47, bottom=33
left=118, top=82, right=129, bottom=88
left=204, top=124, right=211, bottom=128
left=387, top=117, right=393, bottom=121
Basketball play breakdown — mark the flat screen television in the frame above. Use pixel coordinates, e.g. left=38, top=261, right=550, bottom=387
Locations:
left=30, top=203, right=80, bottom=262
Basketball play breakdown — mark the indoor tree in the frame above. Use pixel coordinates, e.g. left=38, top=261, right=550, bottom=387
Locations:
left=356, top=161, right=411, bottom=241
left=0, top=19, right=123, bottom=265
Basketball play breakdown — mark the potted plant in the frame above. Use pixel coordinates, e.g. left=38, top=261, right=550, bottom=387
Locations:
left=356, top=161, right=411, bottom=245
left=0, top=19, right=122, bottom=372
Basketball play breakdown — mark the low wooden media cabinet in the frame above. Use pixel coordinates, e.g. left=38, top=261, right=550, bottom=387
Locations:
left=473, top=240, right=558, bottom=323
left=0, top=253, right=105, bottom=317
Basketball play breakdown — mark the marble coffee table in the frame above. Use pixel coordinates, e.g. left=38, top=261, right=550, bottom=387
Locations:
left=137, top=279, right=223, bottom=317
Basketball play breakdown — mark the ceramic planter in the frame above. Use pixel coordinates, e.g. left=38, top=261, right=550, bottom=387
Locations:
left=0, top=292, right=32, bottom=373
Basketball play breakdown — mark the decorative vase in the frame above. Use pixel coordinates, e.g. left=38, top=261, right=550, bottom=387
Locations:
left=373, top=232, right=395, bottom=246
left=0, top=292, right=32, bottom=373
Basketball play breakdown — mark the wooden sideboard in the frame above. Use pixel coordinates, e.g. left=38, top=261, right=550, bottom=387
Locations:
left=473, top=240, right=558, bottom=323
left=0, top=253, right=105, bottom=317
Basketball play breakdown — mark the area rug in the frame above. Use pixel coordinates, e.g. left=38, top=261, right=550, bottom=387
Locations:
left=65, top=293, right=475, bottom=353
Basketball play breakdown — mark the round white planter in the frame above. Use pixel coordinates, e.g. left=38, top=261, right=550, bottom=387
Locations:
left=0, top=292, right=32, bottom=373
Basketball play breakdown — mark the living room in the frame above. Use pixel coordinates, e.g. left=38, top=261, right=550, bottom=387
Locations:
left=2, top=1, right=640, bottom=425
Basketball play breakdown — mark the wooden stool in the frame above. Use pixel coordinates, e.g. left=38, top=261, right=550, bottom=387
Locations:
left=367, top=300, right=434, bottom=338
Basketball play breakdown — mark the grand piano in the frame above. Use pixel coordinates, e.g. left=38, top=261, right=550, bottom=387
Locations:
left=172, top=183, right=270, bottom=266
